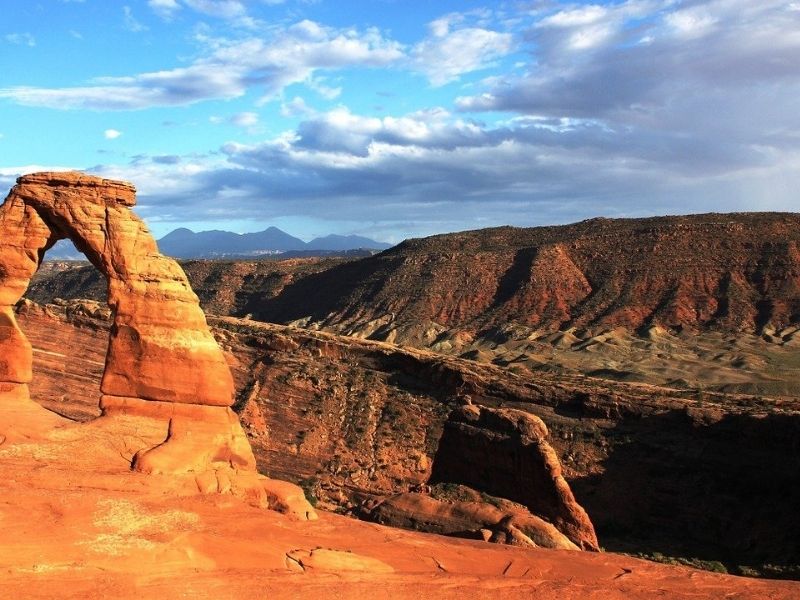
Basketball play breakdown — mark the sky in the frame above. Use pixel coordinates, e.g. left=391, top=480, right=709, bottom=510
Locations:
left=1, top=0, right=799, bottom=243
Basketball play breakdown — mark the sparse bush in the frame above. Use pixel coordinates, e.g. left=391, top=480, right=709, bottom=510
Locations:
left=298, top=477, right=319, bottom=508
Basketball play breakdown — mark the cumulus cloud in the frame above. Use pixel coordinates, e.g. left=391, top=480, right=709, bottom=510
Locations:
left=455, top=0, right=800, bottom=188
left=0, top=20, right=403, bottom=110
left=83, top=98, right=800, bottom=240
left=104, top=129, right=122, bottom=139
left=5, top=33, right=36, bottom=47
left=411, top=14, right=513, bottom=85
left=4, top=0, right=799, bottom=240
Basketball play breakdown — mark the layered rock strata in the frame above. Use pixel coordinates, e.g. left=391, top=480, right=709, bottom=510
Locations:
left=0, top=172, right=313, bottom=518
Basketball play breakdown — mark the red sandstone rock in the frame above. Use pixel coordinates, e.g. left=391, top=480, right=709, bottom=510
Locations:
left=0, top=172, right=233, bottom=408
left=430, top=405, right=599, bottom=551
left=245, top=213, right=800, bottom=338
left=0, top=172, right=315, bottom=519
left=361, top=492, right=579, bottom=550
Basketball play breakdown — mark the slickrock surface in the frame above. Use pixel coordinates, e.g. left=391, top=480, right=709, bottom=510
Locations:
left=0, top=172, right=315, bottom=513
left=18, top=301, right=800, bottom=577
left=1, top=420, right=798, bottom=599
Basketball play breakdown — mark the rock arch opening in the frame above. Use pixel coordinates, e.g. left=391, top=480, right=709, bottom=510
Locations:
left=0, top=172, right=252, bottom=473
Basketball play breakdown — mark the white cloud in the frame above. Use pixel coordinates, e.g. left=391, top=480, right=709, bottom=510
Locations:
left=0, top=21, right=403, bottom=110
left=65, top=89, right=800, bottom=239
left=5, top=33, right=36, bottom=47
left=412, top=19, right=513, bottom=86
left=104, top=129, right=123, bottom=139
left=428, top=13, right=465, bottom=38
left=123, top=6, right=148, bottom=33
left=69, top=29, right=83, bottom=40
left=457, top=0, right=800, bottom=126
left=280, top=96, right=314, bottom=117
left=5, top=0, right=799, bottom=240
left=664, top=8, right=718, bottom=38
left=183, top=0, right=246, bottom=19
left=0, top=165, right=76, bottom=196
left=209, top=112, right=261, bottom=129
left=148, top=0, right=181, bottom=20
left=230, top=111, right=259, bottom=127
left=307, top=76, right=341, bottom=100
left=539, top=5, right=616, bottom=28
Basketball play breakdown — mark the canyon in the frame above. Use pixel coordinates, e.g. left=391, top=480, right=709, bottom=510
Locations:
left=4, top=173, right=800, bottom=596
left=18, top=297, right=800, bottom=580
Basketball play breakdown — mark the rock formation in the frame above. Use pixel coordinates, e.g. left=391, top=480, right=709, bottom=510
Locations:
left=0, top=172, right=315, bottom=518
left=360, top=490, right=581, bottom=550
left=430, top=405, right=599, bottom=551
left=218, top=213, right=800, bottom=340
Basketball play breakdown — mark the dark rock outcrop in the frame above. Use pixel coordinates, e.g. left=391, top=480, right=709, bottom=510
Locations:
left=429, top=405, right=599, bottom=550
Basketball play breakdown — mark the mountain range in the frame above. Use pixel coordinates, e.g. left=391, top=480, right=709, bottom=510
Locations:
left=45, top=226, right=392, bottom=259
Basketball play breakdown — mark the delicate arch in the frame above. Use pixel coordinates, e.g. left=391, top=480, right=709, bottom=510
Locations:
left=0, top=171, right=233, bottom=407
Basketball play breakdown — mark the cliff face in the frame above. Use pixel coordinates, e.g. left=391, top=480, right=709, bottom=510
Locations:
left=249, top=213, right=800, bottom=337
left=18, top=300, right=800, bottom=577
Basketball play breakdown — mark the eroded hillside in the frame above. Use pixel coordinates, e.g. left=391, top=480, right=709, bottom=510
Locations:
left=29, top=214, right=800, bottom=396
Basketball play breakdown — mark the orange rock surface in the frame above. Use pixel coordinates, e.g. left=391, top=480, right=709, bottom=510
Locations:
left=0, top=172, right=313, bottom=511
left=1, top=424, right=798, bottom=599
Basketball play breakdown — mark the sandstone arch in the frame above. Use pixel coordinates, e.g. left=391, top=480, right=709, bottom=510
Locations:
left=0, top=172, right=255, bottom=475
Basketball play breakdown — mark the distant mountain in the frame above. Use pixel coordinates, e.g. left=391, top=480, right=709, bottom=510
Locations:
left=43, top=227, right=391, bottom=259
left=46, top=240, right=84, bottom=260
left=157, top=227, right=390, bottom=258
left=157, top=226, right=308, bottom=258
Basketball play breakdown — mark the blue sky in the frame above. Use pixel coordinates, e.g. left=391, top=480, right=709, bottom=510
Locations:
left=1, top=0, right=799, bottom=242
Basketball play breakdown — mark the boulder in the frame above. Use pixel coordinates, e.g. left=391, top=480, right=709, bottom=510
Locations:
left=430, top=404, right=599, bottom=550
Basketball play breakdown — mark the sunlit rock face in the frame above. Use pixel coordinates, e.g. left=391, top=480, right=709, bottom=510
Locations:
left=0, top=171, right=259, bottom=478
left=0, top=172, right=234, bottom=406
